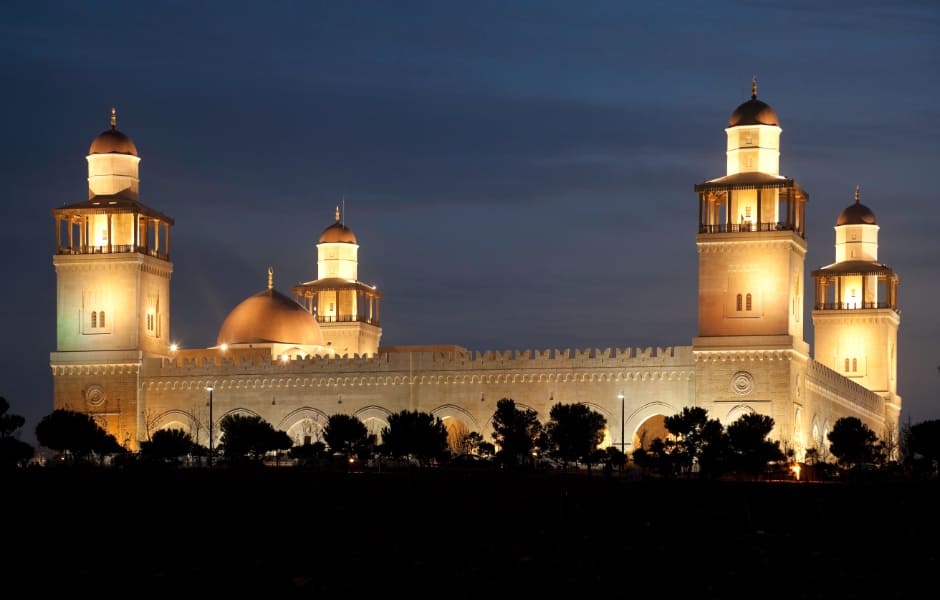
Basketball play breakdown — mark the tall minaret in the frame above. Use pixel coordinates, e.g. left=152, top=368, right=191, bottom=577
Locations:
left=292, top=205, right=382, bottom=356
left=50, top=109, right=174, bottom=449
left=692, top=80, right=810, bottom=437
left=811, top=187, right=901, bottom=429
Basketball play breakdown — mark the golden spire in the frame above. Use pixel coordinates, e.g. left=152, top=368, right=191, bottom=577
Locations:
left=267, top=266, right=273, bottom=290
left=335, top=205, right=340, bottom=222
left=855, top=185, right=860, bottom=204
left=751, top=76, right=757, bottom=99
left=110, top=107, right=117, bottom=130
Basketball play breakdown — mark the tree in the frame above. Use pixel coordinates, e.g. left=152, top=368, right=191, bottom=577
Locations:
left=827, top=416, right=881, bottom=469
left=380, top=410, right=449, bottom=466
left=905, top=419, right=940, bottom=478
left=663, top=406, right=724, bottom=477
left=323, top=413, right=373, bottom=459
left=139, top=428, right=195, bottom=464
left=544, top=402, right=607, bottom=468
left=0, top=397, right=34, bottom=468
left=218, top=413, right=292, bottom=462
left=35, top=408, right=125, bottom=463
left=490, top=398, right=543, bottom=467
left=725, top=413, right=784, bottom=479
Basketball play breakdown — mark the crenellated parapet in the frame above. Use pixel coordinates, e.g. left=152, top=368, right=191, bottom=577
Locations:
left=806, top=358, right=883, bottom=419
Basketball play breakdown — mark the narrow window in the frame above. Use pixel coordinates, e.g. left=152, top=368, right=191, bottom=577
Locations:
left=99, top=311, right=105, bottom=328
left=852, top=358, right=858, bottom=372
left=91, top=311, right=97, bottom=328
left=746, top=293, right=753, bottom=311
left=845, top=358, right=850, bottom=372
left=736, top=294, right=743, bottom=311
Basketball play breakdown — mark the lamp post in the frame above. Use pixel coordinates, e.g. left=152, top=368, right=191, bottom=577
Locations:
left=618, top=392, right=625, bottom=471
left=206, top=385, right=214, bottom=468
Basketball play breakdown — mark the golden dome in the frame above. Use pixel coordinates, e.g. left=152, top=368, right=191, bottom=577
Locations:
left=728, top=78, right=779, bottom=127
left=319, top=205, right=357, bottom=243
left=89, top=108, right=138, bottom=156
left=217, top=288, right=323, bottom=346
left=837, top=187, right=877, bottom=226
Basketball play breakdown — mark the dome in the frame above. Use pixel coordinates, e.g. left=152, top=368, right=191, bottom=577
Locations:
left=728, top=97, right=779, bottom=127
left=319, top=221, right=357, bottom=244
left=88, top=109, right=138, bottom=156
left=217, top=288, right=324, bottom=346
left=837, top=201, right=877, bottom=226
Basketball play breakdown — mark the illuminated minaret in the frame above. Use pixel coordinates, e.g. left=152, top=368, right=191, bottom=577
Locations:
left=50, top=109, right=174, bottom=449
left=811, top=187, right=901, bottom=428
left=292, top=205, right=382, bottom=356
left=693, top=80, right=810, bottom=436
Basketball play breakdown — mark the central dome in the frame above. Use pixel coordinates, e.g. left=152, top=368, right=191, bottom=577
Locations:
left=837, top=201, right=877, bottom=226
left=217, top=288, right=324, bottom=346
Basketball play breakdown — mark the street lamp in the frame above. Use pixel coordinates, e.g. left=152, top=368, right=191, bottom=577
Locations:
left=206, top=385, right=214, bottom=468
left=618, top=392, right=625, bottom=470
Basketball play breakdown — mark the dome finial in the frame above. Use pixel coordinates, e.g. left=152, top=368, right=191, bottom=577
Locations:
left=267, top=266, right=274, bottom=290
left=751, top=76, right=757, bottom=100
left=110, top=107, right=117, bottom=130
left=335, top=205, right=340, bottom=222
left=855, top=185, right=860, bottom=204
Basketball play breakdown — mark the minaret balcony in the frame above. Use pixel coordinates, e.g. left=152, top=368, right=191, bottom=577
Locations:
left=55, top=244, right=170, bottom=261
left=316, top=314, right=380, bottom=326
left=698, top=221, right=798, bottom=234
left=814, top=301, right=898, bottom=313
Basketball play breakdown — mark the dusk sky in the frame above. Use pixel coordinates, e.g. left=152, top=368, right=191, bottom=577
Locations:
left=2, top=1, right=938, bottom=446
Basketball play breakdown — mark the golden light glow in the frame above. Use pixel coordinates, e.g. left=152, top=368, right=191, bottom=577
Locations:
left=169, top=343, right=178, bottom=352
left=220, top=343, right=228, bottom=352
left=790, top=463, right=801, bottom=480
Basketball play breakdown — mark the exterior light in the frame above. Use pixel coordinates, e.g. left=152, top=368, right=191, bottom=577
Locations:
left=618, top=392, right=625, bottom=470
left=206, top=385, right=214, bottom=468
left=169, top=343, right=178, bottom=352
left=220, top=343, right=228, bottom=352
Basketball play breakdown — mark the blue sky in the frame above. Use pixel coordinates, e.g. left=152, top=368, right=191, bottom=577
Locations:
left=2, top=0, right=938, bottom=445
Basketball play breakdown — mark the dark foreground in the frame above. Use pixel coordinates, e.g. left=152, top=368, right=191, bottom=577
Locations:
left=7, top=466, right=938, bottom=599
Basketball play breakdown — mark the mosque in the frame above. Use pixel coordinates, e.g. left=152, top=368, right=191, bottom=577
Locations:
left=49, top=84, right=901, bottom=459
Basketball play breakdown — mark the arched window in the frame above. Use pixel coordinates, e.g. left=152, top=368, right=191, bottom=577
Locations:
left=736, top=294, right=743, bottom=311
left=845, top=358, right=850, bottom=372
left=99, top=311, right=105, bottom=328
left=852, top=358, right=858, bottom=372
left=91, top=311, right=97, bottom=328
left=745, top=293, right=753, bottom=311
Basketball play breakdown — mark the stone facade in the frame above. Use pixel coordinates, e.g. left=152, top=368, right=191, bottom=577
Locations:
left=50, top=93, right=901, bottom=458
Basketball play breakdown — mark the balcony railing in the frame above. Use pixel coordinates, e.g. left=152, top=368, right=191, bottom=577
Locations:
left=815, top=302, right=897, bottom=312
left=699, top=222, right=796, bottom=234
left=316, top=314, right=380, bottom=326
left=55, top=245, right=170, bottom=260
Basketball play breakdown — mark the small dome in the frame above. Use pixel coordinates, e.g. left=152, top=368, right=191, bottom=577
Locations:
left=217, top=288, right=324, bottom=346
left=319, top=206, right=357, bottom=243
left=728, top=97, right=779, bottom=127
left=319, top=221, right=357, bottom=244
left=837, top=201, right=877, bottom=226
left=89, top=108, right=138, bottom=155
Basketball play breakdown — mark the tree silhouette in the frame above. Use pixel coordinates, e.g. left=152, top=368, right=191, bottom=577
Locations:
left=726, top=412, right=784, bottom=479
left=139, top=428, right=196, bottom=464
left=0, top=397, right=34, bottom=467
left=544, top=402, right=607, bottom=468
left=35, top=408, right=124, bottom=463
left=905, top=419, right=940, bottom=478
left=323, top=413, right=373, bottom=459
left=380, top=409, right=449, bottom=466
left=218, top=413, right=292, bottom=462
left=828, top=416, right=881, bottom=469
left=663, top=406, right=724, bottom=476
left=490, top=398, right=543, bottom=467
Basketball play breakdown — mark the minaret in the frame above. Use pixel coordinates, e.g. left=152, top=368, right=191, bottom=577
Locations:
left=292, top=205, right=382, bottom=356
left=50, top=109, right=174, bottom=449
left=811, top=187, right=901, bottom=428
left=692, top=80, right=810, bottom=437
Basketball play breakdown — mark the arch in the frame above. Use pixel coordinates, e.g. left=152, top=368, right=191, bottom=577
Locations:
left=354, top=405, right=393, bottom=442
left=280, top=407, right=331, bottom=446
left=724, top=404, right=755, bottom=423
left=624, top=401, right=682, bottom=453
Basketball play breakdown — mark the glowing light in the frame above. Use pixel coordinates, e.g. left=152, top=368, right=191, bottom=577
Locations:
left=169, top=343, right=178, bottom=352
left=280, top=354, right=289, bottom=363
left=220, top=343, right=228, bottom=352
left=790, top=463, right=801, bottom=480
